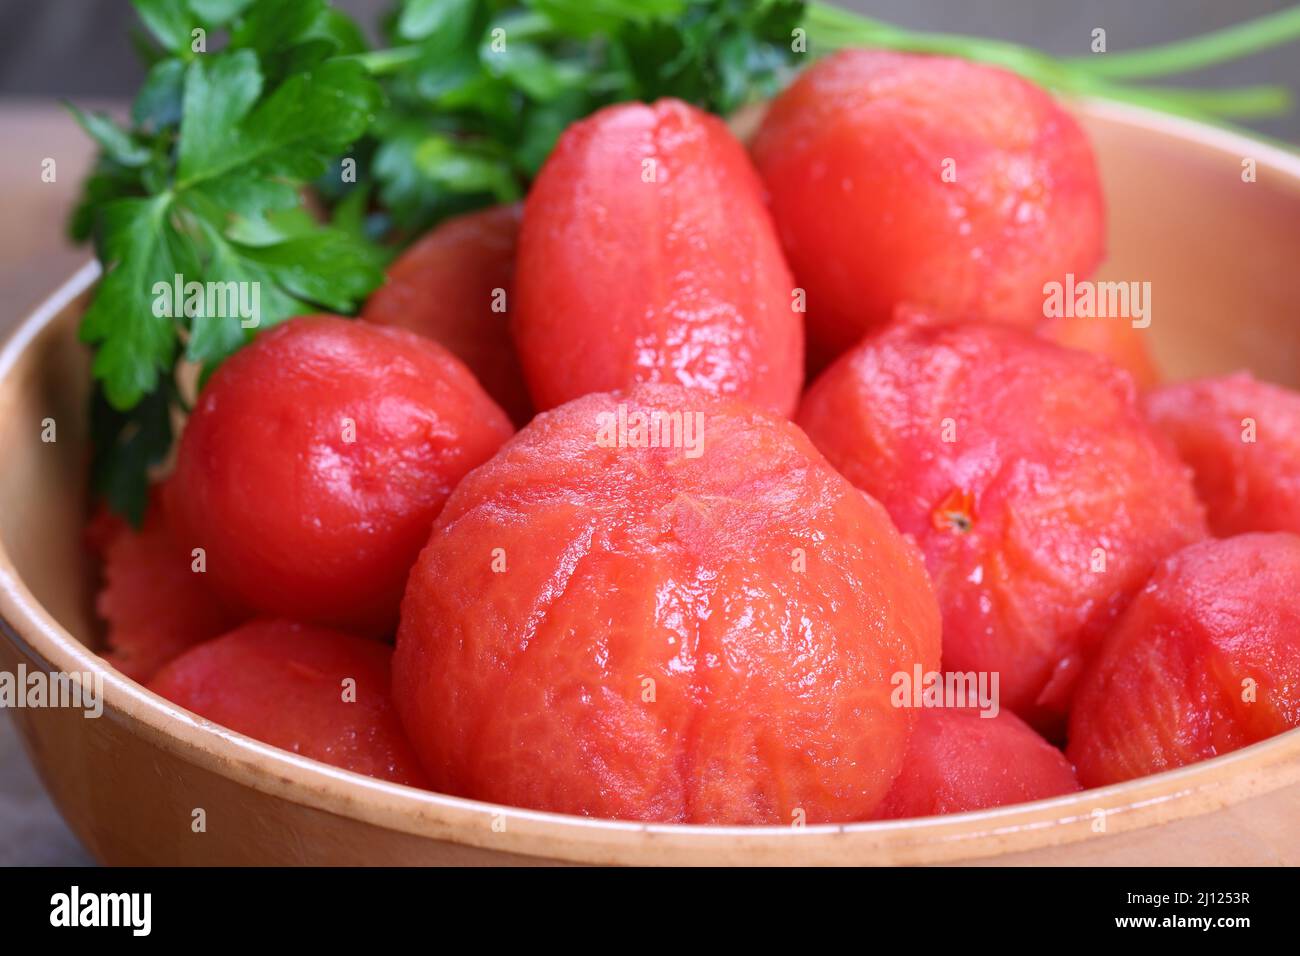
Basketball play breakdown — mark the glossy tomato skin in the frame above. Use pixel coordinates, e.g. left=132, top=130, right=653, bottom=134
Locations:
left=514, top=99, right=803, bottom=416
left=876, top=708, right=1079, bottom=818
left=150, top=619, right=428, bottom=787
left=91, top=486, right=242, bottom=683
left=1067, top=534, right=1300, bottom=787
left=1144, top=373, right=1300, bottom=536
left=362, top=204, right=533, bottom=426
left=394, top=383, right=940, bottom=824
left=797, top=319, right=1206, bottom=728
left=752, top=50, right=1105, bottom=363
left=167, top=316, right=514, bottom=636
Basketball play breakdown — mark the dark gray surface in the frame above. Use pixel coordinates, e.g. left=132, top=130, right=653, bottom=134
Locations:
left=0, top=711, right=94, bottom=865
left=0, top=0, right=1295, bottom=866
left=2, top=0, right=1298, bottom=139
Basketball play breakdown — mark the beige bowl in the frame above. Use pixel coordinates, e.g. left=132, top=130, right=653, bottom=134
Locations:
left=2, top=100, right=1300, bottom=866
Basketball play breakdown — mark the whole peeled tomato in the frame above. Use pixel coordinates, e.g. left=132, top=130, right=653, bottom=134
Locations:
left=91, top=484, right=242, bottom=684
left=1040, top=313, right=1160, bottom=389
left=168, top=316, right=514, bottom=635
left=752, top=49, right=1105, bottom=363
left=1068, top=533, right=1300, bottom=787
left=796, top=319, right=1206, bottom=728
left=394, top=384, right=940, bottom=824
left=1144, top=373, right=1300, bottom=535
left=362, top=204, right=533, bottom=426
left=514, top=98, right=803, bottom=416
left=150, top=619, right=427, bottom=787
left=876, top=708, right=1080, bottom=819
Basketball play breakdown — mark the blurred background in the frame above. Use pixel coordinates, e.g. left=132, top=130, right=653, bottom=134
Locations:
left=5, top=0, right=1299, bottom=132
left=5, top=0, right=1299, bottom=136
left=0, top=0, right=1296, bottom=866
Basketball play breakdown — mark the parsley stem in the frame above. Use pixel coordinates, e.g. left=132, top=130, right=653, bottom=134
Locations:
left=1060, top=6, right=1300, bottom=79
left=346, top=45, right=424, bottom=76
left=802, top=2, right=1300, bottom=122
left=1075, top=81, right=1293, bottom=122
left=346, top=13, right=558, bottom=76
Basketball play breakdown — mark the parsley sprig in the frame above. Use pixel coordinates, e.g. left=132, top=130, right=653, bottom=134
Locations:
left=70, top=0, right=1300, bottom=522
left=72, top=0, right=387, bottom=521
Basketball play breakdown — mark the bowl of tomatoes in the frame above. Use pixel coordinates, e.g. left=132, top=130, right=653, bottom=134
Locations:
left=3, top=35, right=1300, bottom=865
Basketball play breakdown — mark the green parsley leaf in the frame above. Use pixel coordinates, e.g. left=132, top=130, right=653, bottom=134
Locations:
left=525, top=0, right=687, bottom=36
left=130, top=0, right=200, bottom=57
left=398, top=0, right=478, bottom=44
left=175, top=51, right=264, bottom=183
left=80, top=195, right=195, bottom=409
left=131, top=58, right=187, bottom=130
left=66, top=105, right=153, bottom=168
left=72, top=4, right=385, bottom=519
left=89, top=373, right=176, bottom=526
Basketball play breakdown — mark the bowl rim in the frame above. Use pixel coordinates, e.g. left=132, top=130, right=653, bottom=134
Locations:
left=3, top=99, right=1300, bottom=866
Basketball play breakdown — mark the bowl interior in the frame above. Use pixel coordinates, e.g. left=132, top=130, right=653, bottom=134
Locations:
left=1083, top=107, right=1300, bottom=386
left=0, top=272, right=97, bottom=646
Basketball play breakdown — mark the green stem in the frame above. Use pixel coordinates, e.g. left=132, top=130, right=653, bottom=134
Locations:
left=489, top=11, right=558, bottom=43
left=1076, top=81, right=1291, bottom=123
left=348, top=11, right=558, bottom=76
left=1120, top=84, right=1293, bottom=119
left=802, top=2, right=1299, bottom=122
left=1061, top=5, right=1300, bottom=79
left=345, top=44, right=423, bottom=75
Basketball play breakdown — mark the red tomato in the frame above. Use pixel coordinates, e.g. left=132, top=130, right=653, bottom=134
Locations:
left=514, top=99, right=803, bottom=416
left=1144, top=373, right=1300, bottom=535
left=92, top=486, right=242, bottom=683
left=167, top=316, right=514, bottom=635
left=394, top=383, right=939, bottom=824
left=797, top=318, right=1205, bottom=729
left=753, top=50, right=1105, bottom=364
left=877, top=708, right=1079, bottom=818
left=1068, top=534, right=1300, bottom=787
left=1040, top=313, right=1160, bottom=389
left=362, top=204, right=533, bottom=426
left=151, top=619, right=427, bottom=787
